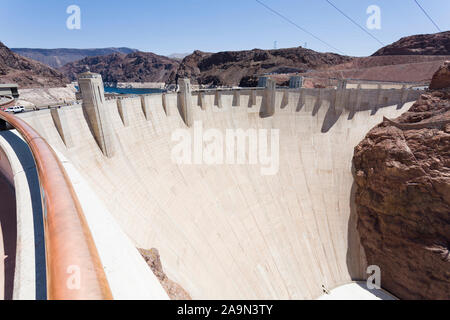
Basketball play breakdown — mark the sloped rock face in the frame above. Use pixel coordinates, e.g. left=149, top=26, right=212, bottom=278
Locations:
left=430, top=61, right=450, bottom=90
left=169, top=50, right=213, bottom=84
left=353, top=92, right=450, bottom=299
left=372, top=31, right=450, bottom=56
left=12, top=47, right=137, bottom=69
left=303, top=55, right=450, bottom=84
left=0, top=41, right=69, bottom=88
left=139, top=248, right=191, bottom=300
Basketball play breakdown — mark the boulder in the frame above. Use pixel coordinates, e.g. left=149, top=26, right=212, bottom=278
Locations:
left=353, top=92, right=450, bottom=299
left=139, top=248, right=192, bottom=300
left=430, top=61, right=450, bottom=90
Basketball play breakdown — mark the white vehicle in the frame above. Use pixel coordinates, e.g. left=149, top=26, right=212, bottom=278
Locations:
left=5, top=106, right=25, bottom=113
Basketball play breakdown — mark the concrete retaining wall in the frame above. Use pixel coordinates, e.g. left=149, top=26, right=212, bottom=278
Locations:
left=0, top=131, right=46, bottom=300
left=15, top=83, right=423, bottom=300
left=44, top=86, right=423, bottom=153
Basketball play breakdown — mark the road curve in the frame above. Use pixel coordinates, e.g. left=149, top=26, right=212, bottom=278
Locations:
left=0, top=110, right=112, bottom=300
left=0, top=172, right=16, bottom=300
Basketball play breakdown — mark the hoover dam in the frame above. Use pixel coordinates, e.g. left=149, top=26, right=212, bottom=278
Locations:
left=0, top=73, right=423, bottom=300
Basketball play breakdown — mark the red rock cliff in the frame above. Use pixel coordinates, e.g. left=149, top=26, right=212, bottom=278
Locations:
left=353, top=64, right=450, bottom=299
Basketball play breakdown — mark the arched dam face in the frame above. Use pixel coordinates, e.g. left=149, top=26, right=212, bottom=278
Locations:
left=17, top=88, right=417, bottom=299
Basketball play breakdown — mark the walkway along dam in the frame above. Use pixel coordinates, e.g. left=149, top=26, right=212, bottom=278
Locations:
left=0, top=72, right=423, bottom=299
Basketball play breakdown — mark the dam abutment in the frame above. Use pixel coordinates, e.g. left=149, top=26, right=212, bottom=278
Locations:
left=60, top=78, right=422, bottom=159
left=178, top=78, right=193, bottom=127
left=50, top=108, right=74, bottom=149
left=78, top=71, right=115, bottom=158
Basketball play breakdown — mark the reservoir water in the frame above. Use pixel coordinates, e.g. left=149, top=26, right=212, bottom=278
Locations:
left=75, top=86, right=164, bottom=95
left=104, top=87, right=165, bottom=95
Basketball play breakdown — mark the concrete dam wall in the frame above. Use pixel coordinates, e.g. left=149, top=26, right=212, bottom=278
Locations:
left=17, top=84, right=422, bottom=299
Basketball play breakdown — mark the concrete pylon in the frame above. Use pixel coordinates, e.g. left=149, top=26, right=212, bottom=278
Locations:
left=162, top=93, right=168, bottom=115
left=78, top=72, right=115, bottom=157
left=117, top=98, right=130, bottom=127
left=281, top=90, right=289, bottom=108
left=376, top=84, right=383, bottom=111
left=50, top=108, right=74, bottom=148
left=232, top=90, right=240, bottom=107
left=178, top=78, right=193, bottom=127
left=261, top=79, right=276, bottom=117
left=214, top=91, right=223, bottom=108
left=289, top=76, right=303, bottom=88
left=250, top=90, right=257, bottom=106
left=333, top=85, right=345, bottom=112
left=337, top=79, right=348, bottom=90
left=355, top=84, right=362, bottom=111
left=198, top=92, right=206, bottom=110
left=141, top=95, right=151, bottom=120
left=258, top=76, right=268, bottom=88
left=398, top=84, right=408, bottom=109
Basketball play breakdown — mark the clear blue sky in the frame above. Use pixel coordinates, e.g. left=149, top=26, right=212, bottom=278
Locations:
left=1, top=0, right=449, bottom=56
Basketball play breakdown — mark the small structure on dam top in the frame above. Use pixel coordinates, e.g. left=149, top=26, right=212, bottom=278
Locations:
left=289, top=76, right=304, bottom=89
left=0, top=84, right=19, bottom=99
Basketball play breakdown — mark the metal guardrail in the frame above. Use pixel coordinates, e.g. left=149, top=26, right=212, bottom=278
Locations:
left=0, top=110, right=112, bottom=300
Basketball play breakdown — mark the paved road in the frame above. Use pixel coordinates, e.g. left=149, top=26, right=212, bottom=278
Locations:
left=0, top=173, right=16, bottom=300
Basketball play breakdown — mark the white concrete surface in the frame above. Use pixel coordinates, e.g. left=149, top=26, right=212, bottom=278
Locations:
left=0, top=130, right=45, bottom=300
left=53, top=148, right=168, bottom=300
left=17, top=88, right=417, bottom=299
left=318, top=282, right=397, bottom=300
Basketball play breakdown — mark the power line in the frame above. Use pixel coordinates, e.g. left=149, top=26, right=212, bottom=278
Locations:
left=325, top=0, right=385, bottom=46
left=413, top=0, right=441, bottom=32
left=255, top=0, right=345, bottom=54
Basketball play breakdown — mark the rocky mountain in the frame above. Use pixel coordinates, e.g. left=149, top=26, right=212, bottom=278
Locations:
left=372, top=31, right=450, bottom=56
left=11, top=47, right=137, bottom=69
left=353, top=62, right=450, bottom=299
left=0, top=41, right=69, bottom=88
left=298, top=31, right=450, bottom=85
left=302, top=55, right=450, bottom=84
left=60, top=51, right=179, bottom=84
left=169, top=47, right=353, bottom=87
left=304, top=31, right=450, bottom=84
left=169, top=50, right=212, bottom=84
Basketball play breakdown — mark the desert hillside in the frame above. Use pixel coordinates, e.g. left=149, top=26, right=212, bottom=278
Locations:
left=60, top=51, right=179, bottom=84
left=0, top=41, right=69, bottom=88
left=302, top=55, right=450, bottom=84
left=5, top=31, right=450, bottom=89
left=169, top=47, right=353, bottom=87
left=12, top=47, right=137, bottom=69
left=299, top=31, right=450, bottom=84
left=372, top=31, right=450, bottom=56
